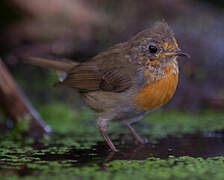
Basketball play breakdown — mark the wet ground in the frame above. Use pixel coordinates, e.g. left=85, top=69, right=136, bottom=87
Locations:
left=1, top=104, right=224, bottom=179
left=1, top=132, right=224, bottom=180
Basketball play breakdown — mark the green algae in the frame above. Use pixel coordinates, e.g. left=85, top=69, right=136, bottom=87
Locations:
left=143, top=109, right=224, bottom=139
left=37, top=103, right=96, bottom=134
left=2, top=156, right=224, bottom=180
left=1, top=103, right=224, bottom=179
left=38, top=103, right=224, bottom=141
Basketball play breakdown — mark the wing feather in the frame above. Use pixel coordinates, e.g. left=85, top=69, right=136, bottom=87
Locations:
left=57, top=64, right=132, bottom=92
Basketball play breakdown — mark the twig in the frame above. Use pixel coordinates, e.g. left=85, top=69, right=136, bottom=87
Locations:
left=0, top=58, right=51, bottom=136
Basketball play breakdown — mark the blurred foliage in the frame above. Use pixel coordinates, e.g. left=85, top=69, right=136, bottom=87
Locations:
left=0, top=0, right=222, bottom=109
left=12, top=65, right=61, bottom=104
left=37, top=103, right=95, bottom=133
left=36, top=103, right=224, bottom=140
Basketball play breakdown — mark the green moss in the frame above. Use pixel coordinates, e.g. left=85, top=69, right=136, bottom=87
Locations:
left=143, top=109, right=224, bottom=139
left=36, top=103, right=224, bottom=139
left=37, top=103, right=95, bottom=133
left=1, top=104, right=224, bottom=180
left=3, top=156, right=224, bottom=180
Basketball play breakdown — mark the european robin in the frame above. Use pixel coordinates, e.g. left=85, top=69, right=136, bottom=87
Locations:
left=22, top=21, right=189, bottom=152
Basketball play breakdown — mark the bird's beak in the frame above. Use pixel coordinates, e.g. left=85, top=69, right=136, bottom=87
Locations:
left=172, top=48, right=190, bottom=58
left=163, top=48, right=190, bottom=58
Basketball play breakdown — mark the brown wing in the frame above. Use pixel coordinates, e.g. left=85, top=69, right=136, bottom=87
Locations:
left=100, top=69, right=132, bottom=92
left=57, top=64, right=132, bottom=92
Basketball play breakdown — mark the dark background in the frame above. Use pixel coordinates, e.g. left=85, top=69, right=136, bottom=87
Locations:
left=1, top=0, right=224, bottom=111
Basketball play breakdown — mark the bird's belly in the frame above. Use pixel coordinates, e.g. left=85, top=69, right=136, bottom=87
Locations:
left=133, top=72, right=178, bottom=111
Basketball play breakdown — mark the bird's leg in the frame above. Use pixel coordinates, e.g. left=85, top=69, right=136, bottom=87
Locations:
left=100, top=130, right=118, bottom=152
left=126, top=123, right=145, bottom=144
left=123, top=115, right=146, bottom=144
left=97, top=118, right=118, bottom=152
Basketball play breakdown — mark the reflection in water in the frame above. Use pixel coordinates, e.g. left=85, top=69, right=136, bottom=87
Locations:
left=34, top=132, right=224, bottom=164
left=1, top=132, right=224, bottom=176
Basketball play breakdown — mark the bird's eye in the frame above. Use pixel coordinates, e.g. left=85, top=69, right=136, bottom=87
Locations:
left=148, top=45, right=157, bottom=54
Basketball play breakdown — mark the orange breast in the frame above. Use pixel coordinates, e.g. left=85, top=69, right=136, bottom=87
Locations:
left=133, top=65, right=178, bottom=111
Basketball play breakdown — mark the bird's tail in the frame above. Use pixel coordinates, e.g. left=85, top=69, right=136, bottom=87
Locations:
left=21, top=57, right=79, bottom=72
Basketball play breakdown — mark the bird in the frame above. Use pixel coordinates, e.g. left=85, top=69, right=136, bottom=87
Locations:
left=22, top=21, right=189, bottom=152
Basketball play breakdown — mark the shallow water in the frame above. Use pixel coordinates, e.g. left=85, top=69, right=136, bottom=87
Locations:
left=1, top=107, right=224, bottom=179
left=1, top=131, right=224, bottom=178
